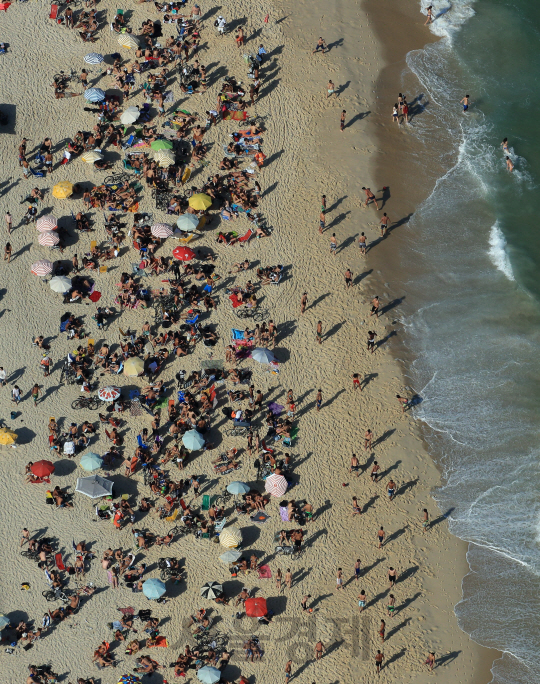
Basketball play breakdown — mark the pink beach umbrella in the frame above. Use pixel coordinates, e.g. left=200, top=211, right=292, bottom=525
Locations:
left=151, top=223, right=173, bottom=238
left=31, top=260, right=53, bottom=276
left=264, top=473, right=288, bottom=498
left=36, top=215, right=58, bottom=232
left=38, top=231, right=60, bottom=246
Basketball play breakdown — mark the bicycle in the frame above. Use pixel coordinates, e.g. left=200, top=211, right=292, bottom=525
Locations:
left=104, top=173, right=130, bottom=187
left=168, top=523, right=190, bottom=539
left=69, top=67, right=93, bottom=84
left=213, top=490, right=232, bottom=506
left=42, top=588, right=70, bottom=603
left=60, top=363, right=77, bottom=385
left=234, top=308, right=268, bottom=321
left=71, top=396, right=101, bottom=410
left=21, top=549, right=40, bottom=561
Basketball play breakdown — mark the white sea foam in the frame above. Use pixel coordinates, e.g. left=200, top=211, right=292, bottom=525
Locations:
left=488, top=222, right=515, bottom=281
left=420, top=0, right=477, bottom=41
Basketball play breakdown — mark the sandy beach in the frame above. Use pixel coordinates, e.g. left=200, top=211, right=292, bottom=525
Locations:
left=0, top=0, right=497, bottom=682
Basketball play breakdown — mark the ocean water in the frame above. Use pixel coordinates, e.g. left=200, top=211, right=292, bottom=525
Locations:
left=394, top=0, right=540, bottom=682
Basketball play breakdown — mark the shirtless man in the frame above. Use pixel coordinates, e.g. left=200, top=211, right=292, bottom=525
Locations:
left=370, top=461, right=380, bottom=482
left=362, top=186, right=379, bottom=210
left=380, top=213, right=390, bottom=237
left=364, top=429, right=372, bottom=451
left=358, top=232, right=367, bottom=254
left=300, top=292, right=308, bottom=314
left=349, top=453, right=360, bottom=477
left=345, top=268, right=353, bottom=289
left=312, top=37, right=326, bottom=54
left=314, top=640, right=326, bottom=660
left=370, top=296, right=380, bottom=318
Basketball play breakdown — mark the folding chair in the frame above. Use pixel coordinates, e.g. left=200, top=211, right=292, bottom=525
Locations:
left=55, top=553, right=66, bottom=571
left=177, top=234, right=194, bottom=246
left=165, top=508, right=179, bottom=523
left=214, top=518, right=227, bottom=533
left=185, top=313, right=199, bottom=326
left=87, top=339, right=95, bottom=351
left=49, top=3, right=58, bottom=18
left=179, top=498, right=188, bottom=511
left=237, top=228, right=253, bottom=245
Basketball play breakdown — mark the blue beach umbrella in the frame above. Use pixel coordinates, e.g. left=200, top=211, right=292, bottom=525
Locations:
left=197, top=667, right=221, bottom=684
left=0, top=615, right=10, bottom=629
left=227, top=481, right=250, bottom=497
left=142, top=578, right=166, bottom=600
left=84, top=87, right=105, bottom=103
left=182, top=429, right=205, bottom=451
left=80, top=452, right=103, bottom=471
left=84, top=52, right=104, bottom=65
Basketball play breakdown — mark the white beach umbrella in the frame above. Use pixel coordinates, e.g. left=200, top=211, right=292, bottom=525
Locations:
left=120, top=106, right=140, bottom=125
left=84, top=52, right=104, bottom=64
left=49, top=276, right=72, bottom=293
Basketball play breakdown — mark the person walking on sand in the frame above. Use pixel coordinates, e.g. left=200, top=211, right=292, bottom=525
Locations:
left=20, top=528, right=30, bottom=547
left=285, top=568, right=293, bottom=589
left=327, top=80, right=336, bottom=99
left=31, top=383, right=41, bottom=407
left=425, top=5, right=433, bottom=24
left=364, top=429, right=372, bottom=451
left=336, top=567, right=344, bottom=591
left=312, top=37, right=326, bottom=54
left=316, top=320, right=323, bottom=345
left=425, top=652, right=436, bottom=671
left=506, top=156, right=514, bottom=172
left=388, top=566, right=398, bottom=588
left=350, top=453, right=360, bottom=476
left=370, top=296, right=380, bottom=318
left=301, top=292, right=308, bottom=314
left=370, top=460, right=381, bottom=482
left=315, top=641, right=326, bottom=660
left=352, top=373, right=362, bottom=391
left=422, top=508, right=430, bottom=533
left=321, top=195, right=327, bottom=211
left=340, top=110, right=346, bottom=131
left=301, top=594, right=311, bottom=612
left=359, top=232, right=367, bottom=254
left=345, top=268, right=353, bottom=289
left=380, top=213, right=390, bottom=237
left=316, top=389, right=322, bottom=411
left=276, top=567, right=283, bottom=592
left=4, top=242, right=12, bottom=263
left=354, top=558, right=362, bottom=581
left=358, top=589, right=367, bottom=612
left=387, top=594, right=396, bottom=617
left=379, top=619, right=386, bottom=643
left=12, top=385, right=21, bottom=404
left=330, top=233, right=337, bottom=255
left=377, top=525, right=385, bottom=549
left=285, top=659, right=292, bottom=683
left=375, top=650, right=384, bottom=674
left=461, top=94, right=470, bottom=112
left=319, top=211, right=326, bottom=234
left=5, top=211, right=12, bottom=235
left=0, top=367, right=6, bottom=387
left=396, top=394, right=409, bottom=413
left=352, top=497, right=362, bottom=515
left=362, top=186, right=379, bottom=209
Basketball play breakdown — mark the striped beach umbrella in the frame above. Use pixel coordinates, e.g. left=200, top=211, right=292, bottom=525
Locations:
left=36, top=215, right=58, bottom=232
left=84, top=87, right=106, bottom=103
left=264, top=473, right=288, bottom=497
left=31, top=260, right=53, bottom=276
left=154, top=149, right=175, bottom=167
left=81, top=150, right=103, bottom=163
left=98, top=386, right=121, bottom=402
left=118, top=34, right=140, bottom=49
left=219, top=526, right=242, bottom=548
left=84, top=52, right=104, bottom=64
left=38, top=231, right=60, bottom=246
left=151, top=223, right=173, bottom=238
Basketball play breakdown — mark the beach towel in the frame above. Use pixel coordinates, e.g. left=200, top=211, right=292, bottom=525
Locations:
left=268, top=402, right=284, bottom=416
left=89, top=290, right=102, bottom=303
left=223, top=110, right=247, bottom=122
left=229, top=293, right=243, bottom=308
left=147, top=636, right=168, bottom=648
left=232, top=329, right=245, bottom=340
left=258, top=565, right=272, bottom=579
left=279, top=506, right=289, bottom=522
left=250, top=511, right=270, bottom=524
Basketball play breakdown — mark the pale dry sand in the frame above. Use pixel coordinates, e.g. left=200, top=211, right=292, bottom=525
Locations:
left=0, top=0, right=495, bottom=682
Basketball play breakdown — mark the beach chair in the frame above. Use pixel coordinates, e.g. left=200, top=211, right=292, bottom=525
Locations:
left=177, top=234, right=194, bottom=246
left=90, top=240, right=97, bottom=251
left=236, top=228, right=253, bottom=246
left=55, top=553, right=66, bottom=571
left=185, top=313, right=199, bottom=326
left=179, top=498, right=188, bottom=511
left=49, top=3, right=58, bottom=18
left=214, top=518, right=227, bottom=533
left=283, top=427, right=299, bottom=447
left=165, top=508, right=179, bottom=523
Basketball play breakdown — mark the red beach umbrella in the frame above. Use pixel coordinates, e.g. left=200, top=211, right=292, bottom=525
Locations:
left=245, top=597, right=267, bottom=618
left=172, top=246, right=195, bottom=261
left=31, top=460, right=55, bottom=478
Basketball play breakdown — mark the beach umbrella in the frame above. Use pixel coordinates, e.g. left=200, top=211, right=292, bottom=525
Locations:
left=75, top=474, right=113, bottom=498
left=38, top=231, right=60, bottom=246
left=142, top=578, right=166, bottom=600
left=0, top=427, right=17, bottom=445
left=189, top=193, right=212, bottom=211
left=84, top=87, right=106, bottom=103
left=81, top=150, right=103, bottom=163
left=84, top=52, right=104, bottom=64
left=176, top=213, right=199, bottom=232
left=264, top=473, right=288, bottom=497
left=31, top=260, right=53, bottom=276
left=197, top=667, right=221, bottom=684
left=151, top=222, right=173, bottom=238
left=252, top=348, right=276, bottom=364
left=118, top=33, right=140, bottom=49
left=49, top=276, right=72, bottom=293
left=120, top=106, right=140, bottom=125
left=36, top=215, right=57, bottom=232
left=245, top=597, right=267, bottom=618
left=124, top=356, right=144, bottom=377
left=98, top=386, right=121, bottom=402
left=200, top=581, right=223, bottom=600
left=52, top=181, right=73, bottom=199
left=219, top=526, right=242, bottom=548
left=154, top=149, right=175, bottom=167
left=227, top=481, right=250, bottom=498
left=150, top=139, right=173, bottom=151
left=0, top=615, right=10, bottom=630
left=172, top=245, right=195, bottom=261
left=182, top=429, right=205, bottom=451
left=80, top=452, right=103, bottom=471
left=31, top=460, right=55, bottom=478
left=118, top=677, right=141, bottom=684
left=219, top=549, right=242, bottom=563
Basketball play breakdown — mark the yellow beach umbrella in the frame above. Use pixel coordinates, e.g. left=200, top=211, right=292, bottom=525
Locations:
left=81, top=150, right=103, bottom=163
left=124, top=356, right=144, bottom=377
left=0, top=427, right=18, bottom=445
left=219, top=526, right=242, bottom=548
left=52, top=181, right=74, bottom=199
left=118, top=33, right=140, bottom=49
left=154, top=149, right=175, bottom=168
left=189, top=193, right=212, bottom=211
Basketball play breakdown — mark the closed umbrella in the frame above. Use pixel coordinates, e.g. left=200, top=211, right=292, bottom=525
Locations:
left=124, top=356, right=144, bottom=377
left=31, top=460, right=55, bottom=478
left=142, top=578, right=166, bottom=600
left=98, top=386, right=121, bottom=402
left=81, top=150, right=103, bottom=163
left=219, top=526, right=242, bottom=548
left=80, top=452, right=103, bottom=471
left=245, top=597, right=267, bottom=618
left=0, top=427, right=17, bottom=445
left=118, top=33, right=140, bottom=49
left=150, top=139, right=173, bottom=151
left=0, top=615, right=10, bottom=630
left=151, top=223, right=173, bottom=238
left=182, top=429, right=205, bottom=451
left=154, top=149, right=175, bottom=167
left=49, top=276, right=72, bottom=293
left=264, top=473, right=288, bottom=497
left=31, top=260, right=53, bottom=276
left=38, top=231, right=60, bottom=246
left=252, top=348, right=276, bottom=364
left=52, top=181, right=73, bottom=199
left=84, top=87, right=105, bottom=103
left=75, top=474, right=113, bottom=498
left=219, top=549, right=242, bottom=563
left=84, top=52, right=104, bottom=64
left=120, top=106, right=140, bottom=125
left=200, top=582, right=223, bottom=600
left=227, top=481, right=250, bottom=499
left=172, top=245, right=195, bottom=261
left=197, top=667, right=221, bottom=684
left=176, top=213, right=199, bottom=232
left=36, top=215, right=57, bottom=232
left=189, top=193, right=212, bottom=211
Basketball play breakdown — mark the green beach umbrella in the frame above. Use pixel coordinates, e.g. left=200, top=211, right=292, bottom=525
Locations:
left=150, top=139, right=173, bottom=151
